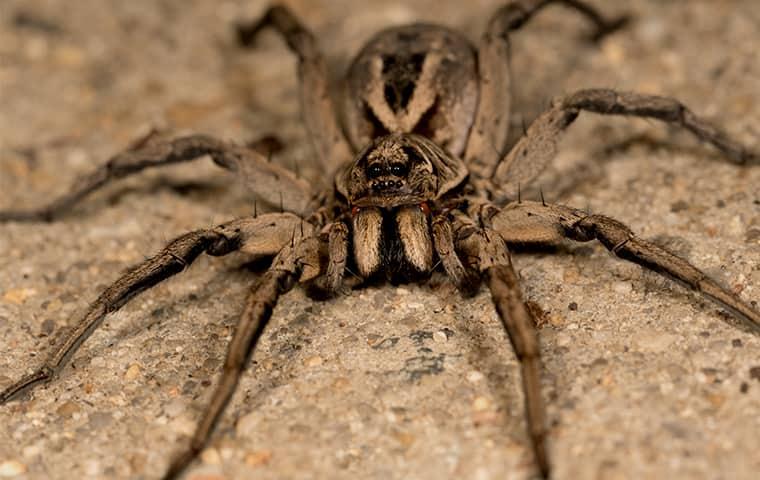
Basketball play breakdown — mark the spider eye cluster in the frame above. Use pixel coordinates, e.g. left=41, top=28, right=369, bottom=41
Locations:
left=366, top=162, right=408, bottom=179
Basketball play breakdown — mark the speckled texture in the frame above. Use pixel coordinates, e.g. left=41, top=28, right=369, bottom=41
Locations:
left=0, top=1, right=758, bottom=479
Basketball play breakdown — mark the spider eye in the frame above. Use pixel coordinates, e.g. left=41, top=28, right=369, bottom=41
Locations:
left=367, top=164, right=383, bottom=179
left=389, top=162, right=408, bottom=177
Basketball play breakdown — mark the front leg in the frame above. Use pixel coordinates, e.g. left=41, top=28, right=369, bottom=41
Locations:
left=489, top=200, right=760, bottom=330
left=0, top=213, right=311, bottom=404
left=456, top=227, right=551, bottom=478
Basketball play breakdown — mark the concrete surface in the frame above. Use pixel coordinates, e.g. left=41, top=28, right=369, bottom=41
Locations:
left=0, top=1, right=758, bottom=479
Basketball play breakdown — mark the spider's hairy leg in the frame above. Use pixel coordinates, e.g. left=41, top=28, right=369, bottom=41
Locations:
left=456, top=226, right=550, bottom=478
left=310, top=221, right=349, bottom=296
left=0, top=134, right=313, bottom=222
left=431, top=214, right=480, bottom=295
left=0, top=213, right=309, bottom=404
left=490, top=200, right=760, bottom=330
left=492, top=89, right=759, bottom=198
left=465, top=0, right=627, bottom=179
left=237, top=5, right=353, bottom=178
left=163, top=235, right=321, bottom=480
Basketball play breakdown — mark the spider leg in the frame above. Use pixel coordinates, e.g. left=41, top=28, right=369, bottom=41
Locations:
left=0, top=134, right=313, bottom=222
left=163, top=235, right=321, bottom=480
left=431, top=214, right=480, bottom=295
left=237, top=5, right=353, bottom=178
left=489, top=200, right=760, bottom=330
left=311, top=221, right=349, bottom=296
left=492, top=89, right=759, bottom=198
left=0, top=213, right=311, bottom=404
left=455, top=226, right=550, bottom=478
left=465, top=0, right=627, bottom=179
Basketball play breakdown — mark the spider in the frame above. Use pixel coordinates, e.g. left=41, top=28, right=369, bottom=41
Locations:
left=1, top=1, right=758, bottom=479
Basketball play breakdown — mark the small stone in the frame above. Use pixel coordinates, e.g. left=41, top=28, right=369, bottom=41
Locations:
left=669, top=200, right=689, bottom=212
left=124, top=363, right=141, bottom=381
left=634, top=332, right=678, bottom=353
left=304, top=355, right=323, bottom=367
left=84, top=459, right=101, bottom=476
left=168, top=416, right=196, bottom=437
left=56, top=401, right=80, bottom=418
left=466, top=370, right=484, bottom=383
left=39, top=318, right=56, bottom=336
left=568, top=302, right=578, bottom=311
left=612, top=282, right=632, bottom=295
left=44, top=299, right=62, bottom=312
left=332, top=377, right=351, bottom=390
left=236, top=411, right=260, bottom=438
left=21, top=444, right=41, bottom=458
left=472, top=396, right=491, bottom=411
left=706, top=393, right=726, bottom=409
left=244, top=449, right=272, bottom=467
left=2, top=288, right=37, bottom=305
left=200, top=447, right=221, bottom=465
left=54, top=45, right=86, bottom=67
left=392, top=430, right=415, bottom=448
left=0, top=460, right=27, bottom=477
left=432, top=330, right=448, bottom=343
left=163, top=398, right=186, bottom=418
left=472, top=409, right=501, bottom=426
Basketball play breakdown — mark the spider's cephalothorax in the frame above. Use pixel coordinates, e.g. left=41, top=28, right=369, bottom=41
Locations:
left=339, top=133, right=468, bottom=280
left=1, top=2, right=758, bottom=480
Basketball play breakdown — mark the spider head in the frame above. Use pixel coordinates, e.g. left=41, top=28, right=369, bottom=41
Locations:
left=336, top=133, right=467, bottom=209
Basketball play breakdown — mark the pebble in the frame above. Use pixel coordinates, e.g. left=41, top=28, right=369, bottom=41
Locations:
left=168, top=416, right=196, bottom=437
left=634, top=332, right=679, bottom=353
left=124, top=363, right=142, bottom=381
left=21, top=444, right=41, bottom=459
left=244, top=449, right=272, bottom=467
left=612, top=281, right=633, bottom=295
left=236, top=411, right=260, bottom=438
left=432, top=330, right=448, bottom=343
left=200, top=447, right=221, bottom=465
left=392, top=431, right=415, bottom=448
left=466, top=370, right=484, bottom=383
left=56, top=401, right=80, bottom=418
left=304, top=355, right=323, bottom=367
left=1, top=288, right=37, bottom=305
left=472, top=396, right=491, bottom=412
left=0, top=460, right=27, bottom=477
left=163, top=398, right=186, bottom=418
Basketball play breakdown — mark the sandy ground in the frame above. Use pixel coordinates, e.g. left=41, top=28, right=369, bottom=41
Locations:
left=0, top=1, right=758, bottom=479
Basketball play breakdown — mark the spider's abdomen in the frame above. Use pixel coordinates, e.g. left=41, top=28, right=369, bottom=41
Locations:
left=351, top=205, right=433, bottom=282
left=343, top=24, right=478, bottom=156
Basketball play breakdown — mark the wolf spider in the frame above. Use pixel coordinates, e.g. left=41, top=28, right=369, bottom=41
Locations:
left=1, top=1, right=758, bottom=479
